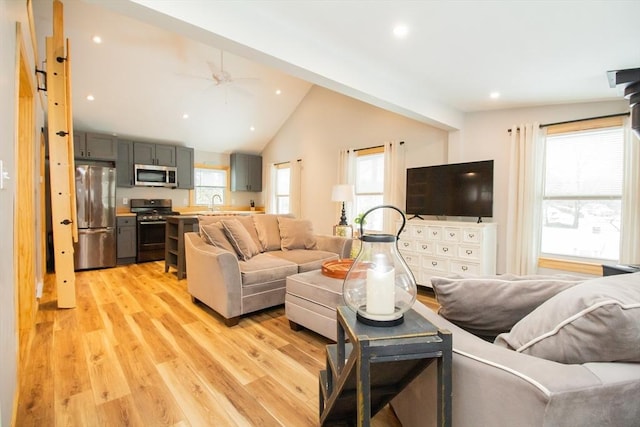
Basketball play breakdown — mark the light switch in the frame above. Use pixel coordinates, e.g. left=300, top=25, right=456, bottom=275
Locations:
left=0, top=160, right=10, bottom=190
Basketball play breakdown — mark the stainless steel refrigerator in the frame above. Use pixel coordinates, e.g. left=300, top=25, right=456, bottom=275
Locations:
left=73, top=165, right=116, bottom=270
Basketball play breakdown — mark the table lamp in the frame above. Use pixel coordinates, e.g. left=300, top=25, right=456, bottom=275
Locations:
left=331, top=184, right=355, bottom=226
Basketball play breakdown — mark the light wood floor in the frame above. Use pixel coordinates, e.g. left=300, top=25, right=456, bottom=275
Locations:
left=16, top=262, right=439, bottom=426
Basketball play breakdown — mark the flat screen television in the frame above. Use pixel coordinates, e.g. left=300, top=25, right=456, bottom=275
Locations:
left=406, top=160, right=494, bottom=220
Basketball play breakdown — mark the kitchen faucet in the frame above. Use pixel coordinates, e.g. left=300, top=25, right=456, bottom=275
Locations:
left=210, top=194, right=223, bottom=211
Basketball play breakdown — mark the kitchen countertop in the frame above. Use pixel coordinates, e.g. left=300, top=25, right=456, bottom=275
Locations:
left=116, top=212, right=136, bottom=217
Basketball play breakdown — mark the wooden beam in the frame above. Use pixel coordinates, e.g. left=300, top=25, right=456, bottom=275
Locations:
left=46, top=0, right=76, bottom=308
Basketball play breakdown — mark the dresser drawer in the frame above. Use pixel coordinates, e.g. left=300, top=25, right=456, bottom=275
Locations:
left=458, top=245, right=481, bottom=260
left=443, top=227, right=460, bottom=242
left=427, top=226, right=443, bottom=241
left=462, top=229, right=481, bottom=243
left=401, top=252, right=420, bottom=267
left=415, top=241, right=434, bottom=254
left=398, top=239, right=414, bottom=252
left=436, top=243, right=455, bottom=257
left=450, top=260, right=480, bottom=275
left=422, top=257, right=449, bottom=273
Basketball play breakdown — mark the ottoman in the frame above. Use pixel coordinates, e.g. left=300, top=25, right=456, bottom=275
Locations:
left=285, top=269, right=345, bottom=340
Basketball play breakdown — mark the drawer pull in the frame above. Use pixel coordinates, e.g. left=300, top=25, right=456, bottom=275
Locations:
left=442, top=247, right=449, bottom=253
left=432, top=261, right=438, bottom=267
left=403, top=242, right=410, bottom=247
left=416, top=229, right=422, bottom=234
left=432, top=231, right=438, bottom=236
left=468, top=233, right=475, bottom=238
left=421, top=244, right=428, bottom=250
left=462, top=265, right=468, bottom=271
left=466, top=249, right=473, bottom=255
left=449, top=232, right=455, bottom=237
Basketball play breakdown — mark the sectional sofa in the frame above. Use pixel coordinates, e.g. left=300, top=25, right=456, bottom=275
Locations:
left=184, top=214, right=352, bottom=326
left=391, top=272, right=640, bottom=426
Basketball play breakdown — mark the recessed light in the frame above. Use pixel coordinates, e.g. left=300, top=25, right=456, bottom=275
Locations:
left=182, top=113, right=189, bottom=119
left=249, top=126, right=255, bottom=132
left=275, top=89, right=282, bottom=95
left=92, top=35, right=102, bottom=44
left=392, top=24, right=409, bottom=39
left=489, top=92, right=500, bottom=99
left=86, top=94, right=95, bottom=101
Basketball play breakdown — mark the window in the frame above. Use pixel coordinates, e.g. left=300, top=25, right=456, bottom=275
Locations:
left=354, top=147, right=385, bottom=231
left=275, top=162, right=291, bottom=214
left=192, top=166, right=228, bottom=207
left=540, top=124, right=624, bottom=262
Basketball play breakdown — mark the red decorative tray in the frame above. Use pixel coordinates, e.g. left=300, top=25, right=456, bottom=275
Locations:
left=321, top=259, right=354, bottom=279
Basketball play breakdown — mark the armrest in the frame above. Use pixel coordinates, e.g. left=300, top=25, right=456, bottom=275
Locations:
left=315, top=234, right=353, bottom=259
left=184, top=232, right=243, bottom=319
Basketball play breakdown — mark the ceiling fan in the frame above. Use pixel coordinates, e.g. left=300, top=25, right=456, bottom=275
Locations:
left=207, top=50, right=258, bottom=88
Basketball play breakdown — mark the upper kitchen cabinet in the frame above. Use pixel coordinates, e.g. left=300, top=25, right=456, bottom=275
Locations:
left=231, top=153, right=262, bottom=192
left=176, top=146, right=194, bottom=189
left=116, top=140, right=134, bottom=187
left=74, top=132, right=118, bottom=161
left=133, top=142, right=176, bottom=167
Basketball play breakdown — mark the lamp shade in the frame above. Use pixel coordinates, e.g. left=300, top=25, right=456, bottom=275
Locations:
left=331, top=184, right=355, bottom=202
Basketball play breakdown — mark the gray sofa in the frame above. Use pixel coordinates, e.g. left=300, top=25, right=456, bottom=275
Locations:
left=391, top=273, right=640, bottom=427
left=184, top=214, right=352, bottom=326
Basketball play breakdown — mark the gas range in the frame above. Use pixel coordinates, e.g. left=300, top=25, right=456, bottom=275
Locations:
left=130, top=199, right=179, bottom=222
left=129, top=199, right=179, bottom=262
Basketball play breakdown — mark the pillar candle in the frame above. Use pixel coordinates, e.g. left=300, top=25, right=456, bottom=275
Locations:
left=366, top=267, right=395, bottom=315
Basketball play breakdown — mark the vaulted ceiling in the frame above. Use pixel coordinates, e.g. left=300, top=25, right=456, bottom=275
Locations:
left=33, top=0, right=640, bottom=154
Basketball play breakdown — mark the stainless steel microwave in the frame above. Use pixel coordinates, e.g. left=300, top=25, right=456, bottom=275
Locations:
left=134, top=164, right=177, bottom=187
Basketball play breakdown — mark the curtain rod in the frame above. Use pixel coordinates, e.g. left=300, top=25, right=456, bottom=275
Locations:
left=507, top=112, right=629, bottom=133
left=351, top=141, right=405, bottom=152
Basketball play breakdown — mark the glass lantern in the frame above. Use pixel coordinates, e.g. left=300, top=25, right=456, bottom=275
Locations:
left=342, top=205, right=417, bottom=326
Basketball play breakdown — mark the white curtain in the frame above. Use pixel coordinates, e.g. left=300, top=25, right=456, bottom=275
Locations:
left=290, top=159, right=302, bottom=218
left=506, top=123, right=545, bottom=275
left=620, top=118, right=640, bottom=263
left=337, top=148, right=356, bottom=224
left=383, top=141, right=406, bottom=233
left=265, top=163, right=276, bottom=213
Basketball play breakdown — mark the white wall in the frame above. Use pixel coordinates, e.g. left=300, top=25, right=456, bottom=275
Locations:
left=261, top=85, right=449, bottom=235
left=457, top=100, right=630, bottom=273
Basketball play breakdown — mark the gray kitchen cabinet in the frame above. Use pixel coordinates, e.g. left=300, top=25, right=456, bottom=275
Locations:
left=133, top=141, right=176, bottom=166
left=230, top=153, right=262, bottom=192
left=116, top=216, right=136, bottom=265
left=74, top=132, right=118, bottom=161
left=176, top=146, right=194, bottom=189
left=116, top=140, right=134, bottom=187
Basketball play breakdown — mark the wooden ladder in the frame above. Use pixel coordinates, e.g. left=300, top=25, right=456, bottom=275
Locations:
left=45, top=0, right=76, bottom=308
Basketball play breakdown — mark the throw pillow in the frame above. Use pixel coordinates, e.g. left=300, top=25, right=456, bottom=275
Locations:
left=278, top=217, right=317, bottom=251
left=200, top=223, right=237, bottom=257
left=253, top=215, right=284, bottom=251
left=494, top=273, right=640, bottom=364
left=220, top=219, right=261, bottom=261
left=431, top=274, right=585, bottom=337
left=234, top=216, right=263, bottom=252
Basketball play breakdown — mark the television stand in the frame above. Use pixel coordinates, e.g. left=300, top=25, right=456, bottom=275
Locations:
left=477, top=217, right=483, bottom=224
left=408, top=214, right=425, bottom=220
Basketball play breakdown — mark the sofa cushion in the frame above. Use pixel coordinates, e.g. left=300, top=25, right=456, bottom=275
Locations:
left=270, top=249, right=339, bottom=272
left=495, top=273, right=640, bottom=364
left=238, top=253, right=298, bottom=286
left=200, top=223, right=238, bottom=257
left=431, top=274, right=584, bottom=337
left=278, top=217, right=317, bottom=251
left=253, top=214, right=284, bottom=251
left=221, top=219, right=261, bottom=261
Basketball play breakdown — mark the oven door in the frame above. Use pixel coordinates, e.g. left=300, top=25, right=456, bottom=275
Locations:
left=137, top=220, right=166, bottom=262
